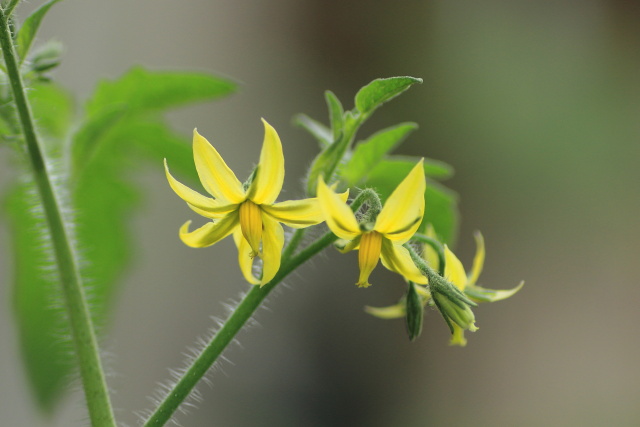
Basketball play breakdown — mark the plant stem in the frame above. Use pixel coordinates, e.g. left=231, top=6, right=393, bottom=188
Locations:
left=0, top=10, right=116, bottom=427
left=143, top=230, right=338, bottom=427
left=410, top=232, right=445, bottom=275
left=143, top=186, right=376, bottom=426
left=2, top=0, right=20, bottom=17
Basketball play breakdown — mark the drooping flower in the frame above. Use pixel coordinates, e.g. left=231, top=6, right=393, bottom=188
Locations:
left=317, top=159, right=427, bottom=287
left=439, top=232, right=523, bottom=346
left=165, top=119, right=330, bottom=286
left=366, top=230, right=522, bottom=346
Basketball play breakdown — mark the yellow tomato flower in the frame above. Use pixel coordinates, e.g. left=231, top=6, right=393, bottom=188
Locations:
left=318, top=159, right=427, bottom=288
left=443, top=232, right=523, bottom=346
left=165, top=119, right=328, bottom=286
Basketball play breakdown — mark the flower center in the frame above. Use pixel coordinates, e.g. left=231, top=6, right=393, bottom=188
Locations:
left=239, top=200, right=263, bottom=257
left=357, top=231, right=382, bottom=288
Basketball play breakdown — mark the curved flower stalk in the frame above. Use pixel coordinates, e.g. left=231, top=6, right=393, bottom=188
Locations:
left=165, top=119, right=331, bottom=286
left=317, top=159, right=427, bottom=287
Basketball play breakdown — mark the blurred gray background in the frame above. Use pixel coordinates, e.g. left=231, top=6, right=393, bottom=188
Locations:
left=1, top=0, right=639, bottom=426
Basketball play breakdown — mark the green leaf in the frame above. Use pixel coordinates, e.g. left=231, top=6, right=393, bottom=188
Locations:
left=28, top=82, right=73, bottom=142
left=293, top=113, right=331, bottom=148
left=405, top=282, right=424, bottom=341
left=86, top=66, right=236, bottom=116
left=73, top=67, right=236, bottom=172
left=5, top=182, right=69, bottom=413
left=354, top=76, right=422, bottom=115
left=325, top=90, right=344, bottom=142
left=364, top=159, right=459, bottom=244
left=16, top=0, right=62, bottom=64
left=340, top=122, right=418, bottom=187
left=305, top=133, right=345, bottom=196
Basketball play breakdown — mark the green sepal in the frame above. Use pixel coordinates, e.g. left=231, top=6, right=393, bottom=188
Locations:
left=293, top=113, right=331, bottom=148
left=325, top=90, right=344, bottom=142
left=15, top=0, right=62, bottom=64
left=354, top=76, right=422, bottom=116
left=23, top=39, right=63, bottom=75
left=405, top=282, right=425, bottom=341
left=340, top=123, right=418, bottom=187
left=465, top=281, right=524, bottom=303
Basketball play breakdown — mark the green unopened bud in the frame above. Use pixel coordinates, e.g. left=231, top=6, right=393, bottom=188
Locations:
left=405, top=282, right=424, bottom=341
left=432, top=289, right=478, bottom=333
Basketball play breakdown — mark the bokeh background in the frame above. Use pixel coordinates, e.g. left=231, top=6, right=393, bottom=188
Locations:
left=1, top=0, right=639, bottom=426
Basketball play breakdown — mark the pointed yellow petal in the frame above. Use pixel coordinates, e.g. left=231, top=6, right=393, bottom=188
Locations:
left=193, top=129, right=245, bottom=204
left=317, top=177, right=360, bottom=240
left=365, top=303, right=406, bottom=319
left=259, top=215, right=285, bottom=286
left=187, top=202, right=238, bottom=219
left=246, top=119, right=285, bottom=205
left=165, top=159, right=220, bottom=210
left=468, top=231, right=485, bottom=285
left=379, top=239, right=427, bottom=284
left=444, top=245, right=468, bottom=291
left=232, top=229, right=260, bottom=285
left=262, top=198, right=322, bottom=228
left=356, top=231, right=382, bottom=288
left=179, top=213, right=239, bottom=248
left=375, top=159, right=425, bottom=244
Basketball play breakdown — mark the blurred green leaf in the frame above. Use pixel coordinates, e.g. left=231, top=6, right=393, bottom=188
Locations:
left=293, top=113, right=331, bottom=148
left=5, top=182, right=69, bottom=413
left=7, top=68, right=235, bottom=412
left=325, top=90, right=344, bottom=142
left=354, top=76, right=422, bottom=115
left=25, top=40, right=63, bottom=75
left=86, top=66, right=236, bottom=116
left=340, top=122, right=418, bottom=187
left=15, top=0, right=62, bottom=64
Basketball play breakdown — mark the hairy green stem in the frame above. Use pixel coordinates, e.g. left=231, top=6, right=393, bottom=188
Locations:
left=2, top=0, right=20, bottom=17
left=143, top=188, right=377, bottom=426
left=0, top=10, right=116, bottom=427
left=143, top=230, right=338, bottom=427
left=410, top=232, right=445, bottom=275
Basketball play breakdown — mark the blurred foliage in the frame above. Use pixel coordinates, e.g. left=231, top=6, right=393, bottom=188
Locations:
left=1, top=9, right=237, bottom=410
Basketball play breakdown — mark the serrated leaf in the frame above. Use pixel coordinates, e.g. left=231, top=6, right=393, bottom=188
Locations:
left=16, top=0, right=62, bottom=64
left=73, top=67, right=236, bottom=172
left=340, top=122, right=418, bottom=186
left=325, top=90, right=344, bottom=142
left=354, top=76, right=422, bottom=115
left=293, top=114, right=331, bottom=148
left=86, top=66, right=236, bottom=116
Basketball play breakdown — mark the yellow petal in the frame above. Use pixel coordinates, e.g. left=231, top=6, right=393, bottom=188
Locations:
left=187, top=202, right=238, bottom=219
left=449, top=324, right=468, bottom=347
left=317, top=176, right=360, bottom=240
left=165, top=159, right=221, bottom=212
left=193, top=129, right=245, bottom=204
left=365, top=303, right=406, bottom=319
left=375, top=159, right=425, bottom=244
left=179, top=213, right=239, bottom=248
left=232, top=229, right=260, bottom=285
left=246, top=119, right=285, bottom=205
left=468, top=231, right=485, bottom=285
left=356, top=231, right=382, bottom=288
left=259, top=215, right=285, bottom=286
left=444, top=245, right=468, bottom=291
left=379, top=239, right=427, bottom=284
left=262, top=198, right=320, bottom=228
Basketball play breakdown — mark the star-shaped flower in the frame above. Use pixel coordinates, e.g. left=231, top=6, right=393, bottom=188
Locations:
left=165, top=119, right=328, bottom=286
left=317, top=160, right=427, bottom=287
